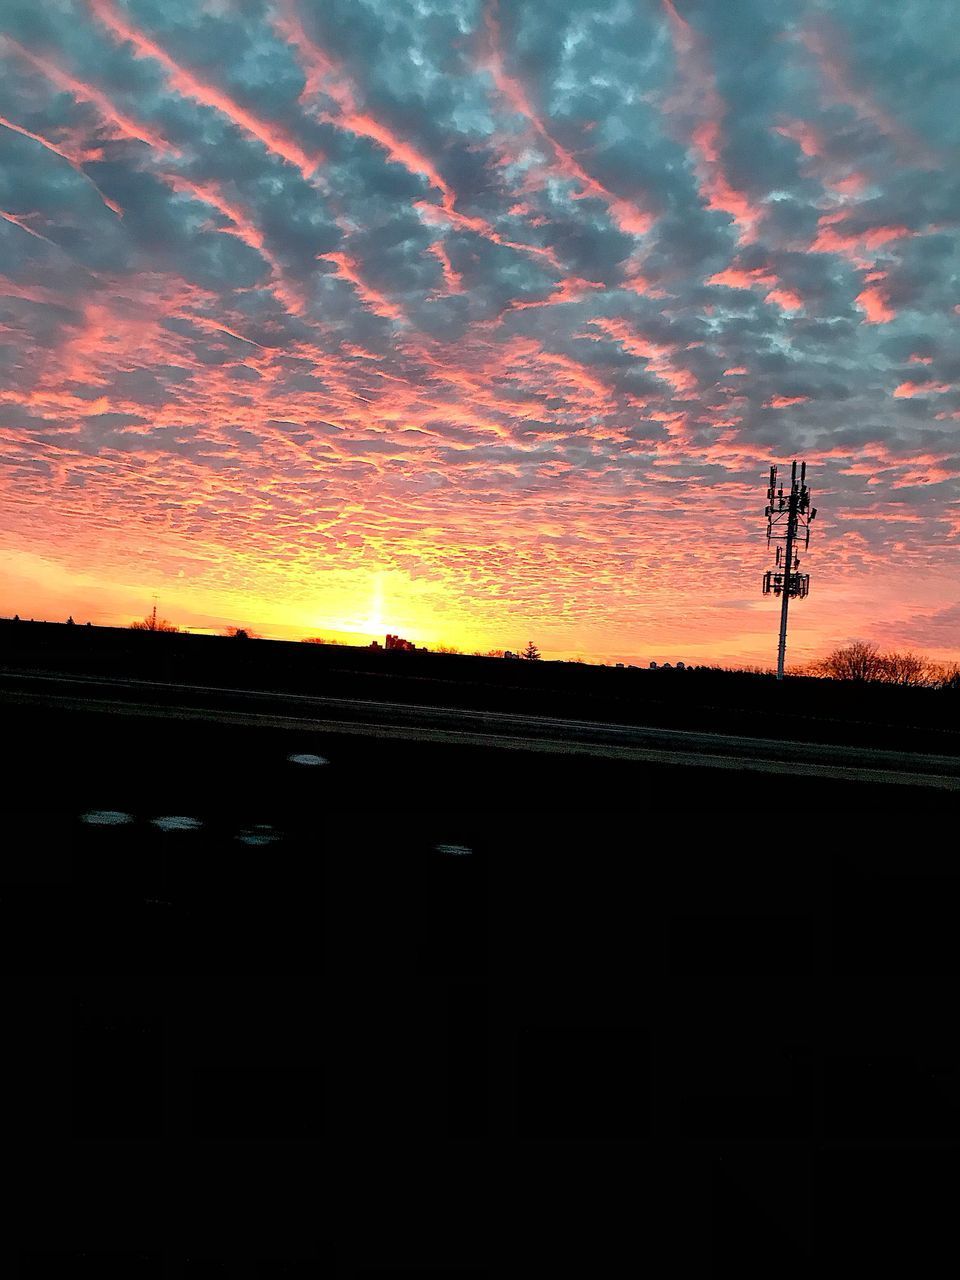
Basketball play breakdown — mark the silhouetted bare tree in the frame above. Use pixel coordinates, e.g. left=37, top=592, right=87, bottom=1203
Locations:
left=130, top=612, right=178, bottom=632
left=811, top=641, right=883, bottom=681
left=225, top=626, right=258, bottom=639
left=877, top=650, right=930, bottom=686
left=811, top=642, right=948, bottom=686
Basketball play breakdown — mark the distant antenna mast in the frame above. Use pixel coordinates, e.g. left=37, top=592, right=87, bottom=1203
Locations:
left=762, top=460, right=817, bottom=680
left=151, top=594, right=159, bottom=632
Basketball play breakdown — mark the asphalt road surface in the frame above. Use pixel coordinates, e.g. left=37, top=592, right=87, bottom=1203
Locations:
left=2, top=666, right=959, bottom=793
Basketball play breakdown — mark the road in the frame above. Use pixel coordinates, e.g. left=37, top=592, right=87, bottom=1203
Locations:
left=3, top=666, right=959, bottom=791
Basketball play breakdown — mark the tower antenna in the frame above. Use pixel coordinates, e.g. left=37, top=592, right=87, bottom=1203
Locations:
left=762, top=460, right=817, bottom=679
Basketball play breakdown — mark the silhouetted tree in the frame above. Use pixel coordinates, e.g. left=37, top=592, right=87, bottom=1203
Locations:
left=876, top=650, right=930, bottom=686
left=131, top=613, right=178, bottom=632
left=811, top=643, right=944, bottom=686
left=302, top=637, right=329, bottom=644
left=225, top=626, right=258, bottom=639
left=434, top=643, right=462, bottom=654
left=66, top=616, right=75, bottom=626
left=521, top=640, right=541, bottom=660
left=811, top=641, right=883, bottom=682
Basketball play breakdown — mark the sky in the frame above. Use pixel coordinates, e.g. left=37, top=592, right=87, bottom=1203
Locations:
left=0, top=0, right=958, bottom=667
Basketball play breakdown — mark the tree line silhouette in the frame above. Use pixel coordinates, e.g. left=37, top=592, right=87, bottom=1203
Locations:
left=122, top=613, right=957, bottom=686
left=806, top=642, right=960, bottom=689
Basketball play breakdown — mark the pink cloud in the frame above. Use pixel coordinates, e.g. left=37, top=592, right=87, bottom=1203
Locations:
left=0, top=209, right=57, bottom=245
left=775, top=119, right=870, bottom=198
left=893, top=381, right=952, bottom=398
left=856, top=284, right=895, bottom=323
left=765, top=288, right=804, bottom=312
left=801, top=22, right=938, bottom=167
left=0, top=113, right=123, bottom=215
left=766, top=395, right=810, bottom=409
left=1, top=35, right=179, bottom=154
left=89, top=0, right=322, bottom=180
left=481, top=0, right=655, bottom=237
left=812, top=213, right=914, bottom=260
left=427, top=241, right=462, bottom=295
left=708, top=266, right=778, bottom=290
left=660, top=2, right=763, bottom=242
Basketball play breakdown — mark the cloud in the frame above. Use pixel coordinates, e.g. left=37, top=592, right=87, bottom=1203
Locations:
left=0, top=0, right=957, bottom=661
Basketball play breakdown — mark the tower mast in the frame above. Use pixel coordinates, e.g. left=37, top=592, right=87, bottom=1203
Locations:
left=763, top=460, right=816, bottom=679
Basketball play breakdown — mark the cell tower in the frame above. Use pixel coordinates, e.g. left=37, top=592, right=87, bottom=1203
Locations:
left=762, top=460, right=817, bottom=680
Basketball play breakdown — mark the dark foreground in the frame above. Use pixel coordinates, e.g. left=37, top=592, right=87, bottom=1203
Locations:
left=4, top=637, right=959, bottom=1273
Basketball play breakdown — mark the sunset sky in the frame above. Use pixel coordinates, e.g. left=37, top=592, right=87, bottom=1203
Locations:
left=1, top=0, right=958, bottom=666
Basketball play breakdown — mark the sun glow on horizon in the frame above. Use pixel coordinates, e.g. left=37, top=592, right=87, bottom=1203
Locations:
left=4, top=538, right=958, bottom=669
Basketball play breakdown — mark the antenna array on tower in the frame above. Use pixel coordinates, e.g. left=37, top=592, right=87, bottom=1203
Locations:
left=761, top=460, right=817, bottom=679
